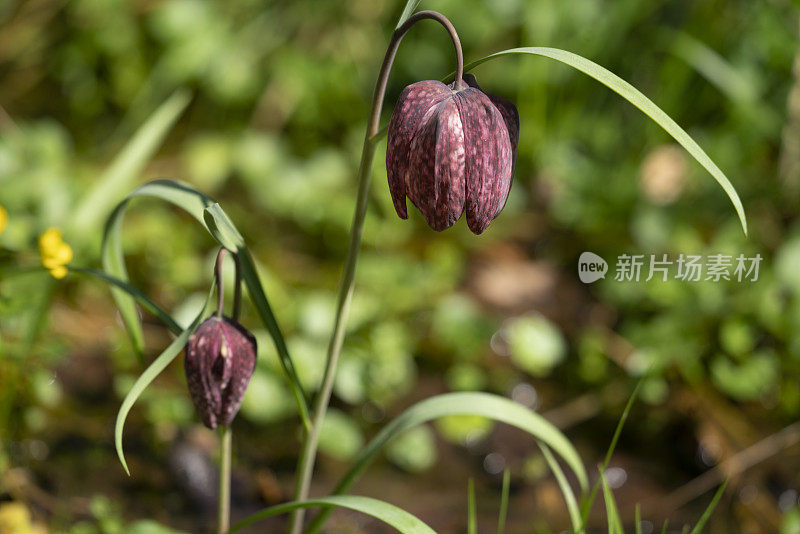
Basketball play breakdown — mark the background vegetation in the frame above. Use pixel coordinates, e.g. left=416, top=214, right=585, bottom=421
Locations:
left=1, top=0, right=800, bottom=532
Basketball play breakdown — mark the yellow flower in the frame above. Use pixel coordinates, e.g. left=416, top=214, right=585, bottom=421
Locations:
left=0, top=205, right=7, bottom=235
left=39, top=228, right=73, bottom=279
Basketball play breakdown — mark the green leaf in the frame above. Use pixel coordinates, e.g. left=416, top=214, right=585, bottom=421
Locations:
left=395, top=0, right=422, bottom=29
left=72, top=90, right=192, bottom=233
left=239, top=249, right=311, bottom=431
left=467, top=479, right=477, bottom=534
left=100, top=179, right=311, bottom=430
left=203, top=203, right=244, bottom=251
left=115, top=283, right=214, bottom=475
left=539, top=443, right=581, bottom=532
left=635, top=503, right=642, bottom=534
left=580, top=380, right=642, bottom=528
left=306, top=392, right=586, bottom=534
left=671, top=32, right=758, bottom=103
left=497, top=469, right=510, bottom=534
left=71, top=267, right=181, bottom=334
left=462, top=47, right=747, bottom=236
left=230, top=495, right=436, bottom=534
left=600, top=470, right=624, bottom=534
left=689, top=481, right=727, bottom=534
left=101, top=179, right=214, bottom=356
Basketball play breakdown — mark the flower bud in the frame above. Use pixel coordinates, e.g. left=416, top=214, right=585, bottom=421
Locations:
left=184, top=316, right=256, bottom=429
left=386, top=73, right=519, bottom=234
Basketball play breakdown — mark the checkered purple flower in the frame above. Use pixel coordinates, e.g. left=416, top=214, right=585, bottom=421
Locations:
left=184, top=316, right=256, bottom=429
left=386, top=73, right=519, bottom=234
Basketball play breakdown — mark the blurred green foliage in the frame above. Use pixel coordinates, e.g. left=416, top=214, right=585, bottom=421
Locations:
left=1, top=0, right=800, bottom=530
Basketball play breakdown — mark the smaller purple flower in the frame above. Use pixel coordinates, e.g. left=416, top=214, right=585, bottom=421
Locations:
left=184, top=316, right=256, bottom=429
left=386, top=73, right=519, bottom=234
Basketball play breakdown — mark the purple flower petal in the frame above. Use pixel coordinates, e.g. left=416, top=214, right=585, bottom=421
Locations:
left=453, top=88, right=513, bottom=234
left=406, top=98, right=466, bottom=230
left=462, top=74, right=519, bottom=216
left=185, top=316, right=256, bottom=429
left=386, top=80, right=451, bottom=219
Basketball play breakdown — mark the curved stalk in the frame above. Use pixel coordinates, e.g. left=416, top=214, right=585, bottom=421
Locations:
left=214, top=247, right=242, bottom=320
left=287, top=10, right=464, bottom=534
left=214, top=248, right=227, bottom=318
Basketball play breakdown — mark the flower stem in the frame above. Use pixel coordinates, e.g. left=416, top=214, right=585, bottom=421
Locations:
left=218, top=425, right=232, bottom=534
left=215, top=248, right=227, bottom=318
left=214, top=247, right=242, bottom=320
left=287, top=11, right=464, bottom=534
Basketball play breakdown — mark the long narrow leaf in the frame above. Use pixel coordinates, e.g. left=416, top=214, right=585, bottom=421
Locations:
left=101, top=180, right=214, bottom=355
left=115, top=283, right=213, bottom=475
left=72, top=267, right=181, bottom=334
left=539, top=443, right=581, bottom=532
left=497, top=469, right=510, bottom=534
left=306, top=392, right=586, bottom=534
left=635, top=503, right=642, bottom=534
left=580, top=380, right=642, bottom=526
left=72, top=90, right=192, bottom=232
left=100, top=180, right=310, bottom=428
left=230, top=495, right=436, bottom=534
left=689, top=481, right=727, bottom=534
left=203, top=204, right=245, bottom=251
left=238, top=249, right=311, bottom=430
left=600, top=470, right=624, bottom=534
left=462, top=47, right=747, bottom=235
left=672, top=33, right=758, bottom=103
left=467, top=479, right=477, bottom=534
left=395, top=0, right=422, bottom=29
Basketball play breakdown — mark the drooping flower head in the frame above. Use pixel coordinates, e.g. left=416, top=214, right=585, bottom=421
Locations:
left=184, top=315, right=256, bottom=429
left=386, top=73, right=519, bottom=234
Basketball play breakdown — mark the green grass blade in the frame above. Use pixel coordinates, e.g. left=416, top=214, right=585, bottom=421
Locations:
left=306, top=392, right=586, bottom=534
left=230, top=495, right=436, bottom=534
left=395, top=0, right=422, bottom=29
left=468, top=479, right=477, bottom=534
left=203, top=204, right=245, bottom=251
left=497, top=469, right=510, bottom=534
left=462, top=47, right=747, bottom=235
left=660, top=519, right=669, bottom=534
left=238, top=249, right=311, bottom=431
left=101, top=180, right=214, bottom=356
left=72, top=267, right=181, bottom=334
left=579, top=380, right=642, bottom=527
left=72, top=90, right=192, bottom=233
left=100, top=180, right=310, bottom=426
left=689, top=481, right=727, bottom=534
left=539, top=443, right=581, bottom=532
left=671, top=33, right=758, bottom=104
left=600, top=470, right=624, bottom=534
left=635, top=503, right=642, bottom=534
left=115, top=283, right=213, bottom=475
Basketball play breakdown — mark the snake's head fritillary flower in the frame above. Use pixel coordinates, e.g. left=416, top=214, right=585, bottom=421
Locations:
left=386, top=73, right=519, bottom=234
left=184, top=316, right=257, bottom=429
